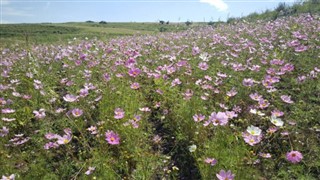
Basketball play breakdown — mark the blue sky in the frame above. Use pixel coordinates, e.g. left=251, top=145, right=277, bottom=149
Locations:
left=1, top=0, right=295, bottom=24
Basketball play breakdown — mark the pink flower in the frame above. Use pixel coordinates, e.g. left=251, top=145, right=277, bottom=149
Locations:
left=0, top=126, right=9, bottom=137
left=63, top=94, right=78, bottom=102
left=193, top=114, right=205, bottom=122
left=130, top=82, right=140, bottom=90
left=286, top=151, right=303, bottom=164
left=242, top=78, right=254, bottom=87
left=71, top=108, right=83, bottom=117
left=85, top=166, right=96, bottom=175
left=1, top=108, right=15, bottom=114
left=33, top=109, right=46, bottom=119
left=198, top=62, right=209, bottom=70
left=216, top=170, right=235, bottom=180
left=242, top=132, right=263, bottom=146
left=114, top=108, right=125, bottom=119
left=209, top=112, right=229, bottom=126
left=128, top=68, right=141, bottom=77
left=204, top=158, right=217, bottom=166
left=281, top=95, right=294, bottom=104
left=105, top=130, right=120, bottom=145
left=258, top=99, right=270, bottom=109
left=249, top=92, right=262, bottom=101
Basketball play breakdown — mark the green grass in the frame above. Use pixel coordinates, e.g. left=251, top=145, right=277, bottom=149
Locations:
left=0, top=22, right=188, bottom=47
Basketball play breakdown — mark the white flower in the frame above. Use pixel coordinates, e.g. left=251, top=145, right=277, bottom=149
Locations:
left=270, top=116, right=284, bottom=127
left=189, top=144, right=197, bottom=153
left=247, top=125, right=262, bottom=136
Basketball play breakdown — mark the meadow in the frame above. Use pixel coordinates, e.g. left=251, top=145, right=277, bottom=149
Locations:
left=0, top=13, right=320, bottom=179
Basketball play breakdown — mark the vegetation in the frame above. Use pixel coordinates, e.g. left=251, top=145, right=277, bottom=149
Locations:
left=227, top=0, right=320, bottom=23
left=0, top=1, right=320, bottom=179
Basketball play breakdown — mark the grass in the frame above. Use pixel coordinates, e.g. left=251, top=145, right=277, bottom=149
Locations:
left=0, top=12, right=320, bottom=180
left=0, top=22, right=188, bottom=47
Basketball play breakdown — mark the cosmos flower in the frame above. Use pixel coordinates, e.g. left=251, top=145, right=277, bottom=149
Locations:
left=71, top=108, right=83, bottom=117
left=286, top=151, right=303, bottom=164
left=216, top=170, right=235, bottom=180
left=209, top=112, right=229, bottom=126
left=193, top=114, right=205, bottom=122
left=204, top=158, right=217, bottom=166
left=270, top=116, right=284, bottom=127
left=105, top=130, right=120, bottom=145
left=242, top=132, right=263, bottom=146
left=189, top=144, right=197, bottom=152
left=33, top=109, right=46, bottom=119
left=1, top=108, right=15, bottom=114
left=130, top=82, right=140, bottom=90
left=63, top=94, right=78, bottom=102
left=0, top=126, right=9, bottom=137
left=1, top=174, right=15, bottom=180
left=242, top=78, right=254, bottom=87
left=85, top=167, right=96, bottom=175
left=246, top=125, right=262, bottom=136
left=114, top=108, right=125, bottom=119
left=281, top=95, right=294, bottom=104
left=128, top=68, right=141, bottom=77
left=198, top=62, right=209, bottom=70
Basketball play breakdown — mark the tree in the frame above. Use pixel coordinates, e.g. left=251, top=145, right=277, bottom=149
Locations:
left=159, top=20, right=165, bottom=25
left=99, top=21, right=107, bottom=24
left=185, top=21, right=192, bottom=26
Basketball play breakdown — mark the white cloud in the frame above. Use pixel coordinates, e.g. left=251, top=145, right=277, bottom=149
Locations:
left=200, top=0, right=228, bottom=12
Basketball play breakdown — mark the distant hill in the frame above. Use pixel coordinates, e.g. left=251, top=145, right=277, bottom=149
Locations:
left=227, top=0, right=320, bottom=23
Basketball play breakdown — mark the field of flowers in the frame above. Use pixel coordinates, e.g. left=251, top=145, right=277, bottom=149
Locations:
left=0, top=14, right=319, bottom=179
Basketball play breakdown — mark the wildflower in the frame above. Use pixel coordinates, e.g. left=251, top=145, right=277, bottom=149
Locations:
left=281, top=95, right=294, bottom=104
left=198, top=62, right=209, bottom=70
left=189, top=144, right=197, bottom=152
left=183, top=89, right=193, bottom=100
left=258, top=99, right=270, bottom=109
left=128, top=68, right=141, bottom=77
left=114, top=108, right=125, bottom=119
left=209, top=112, right=229, bottom=126
left=242, top=78, right=254, bottom=87
left=44, top=142, right=59, bottom=149
left=33, top=109, right=46, bottom=119
left=71, top=108, right=83, bottom=117
left=259, top=152, right=272, bottom=158
left=1, top=108, right=15, bottom=114
left=286, top=151, right=303, bottom=164
left=226, top=88, right=237, bottom=97
left=85, top=167, right=96, bottom=175
left=103, top=73, right=111, bottom=82
left=193, top=114, right=205, bottom=122
left=152, top=135, right=162, bottom=144
left=1, top=174, right=15, bottom=180
left=130, top=82, right=140, bottom=90
left=171, top=78, right=181, bottom=87
left=56, top=133, right=72, bottom=145
left=139, top=107, right=151, bottom=112
left=0, top=126, right=9, bottom=137
left=270, top=116, right=284, bottom=127
left=79, top=88, right=89, bottom=97
left=2, top=118, right=16, bottom=122
left=204, top=158, right=217, bottom=166
left=271, top=109, right=284, bottom=117
left=247, top=125, right=262, bottom=136
left=105, top=130, right=120, bottom=145
left=249, top=92, right=262, bottom=101
left=216, top=170, right=235, bottom=180
left=63, top=94, right=78, bottom=102
left=87, top=126, right=98, bottom=135
left=242, top=132, right=263, bottom=146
